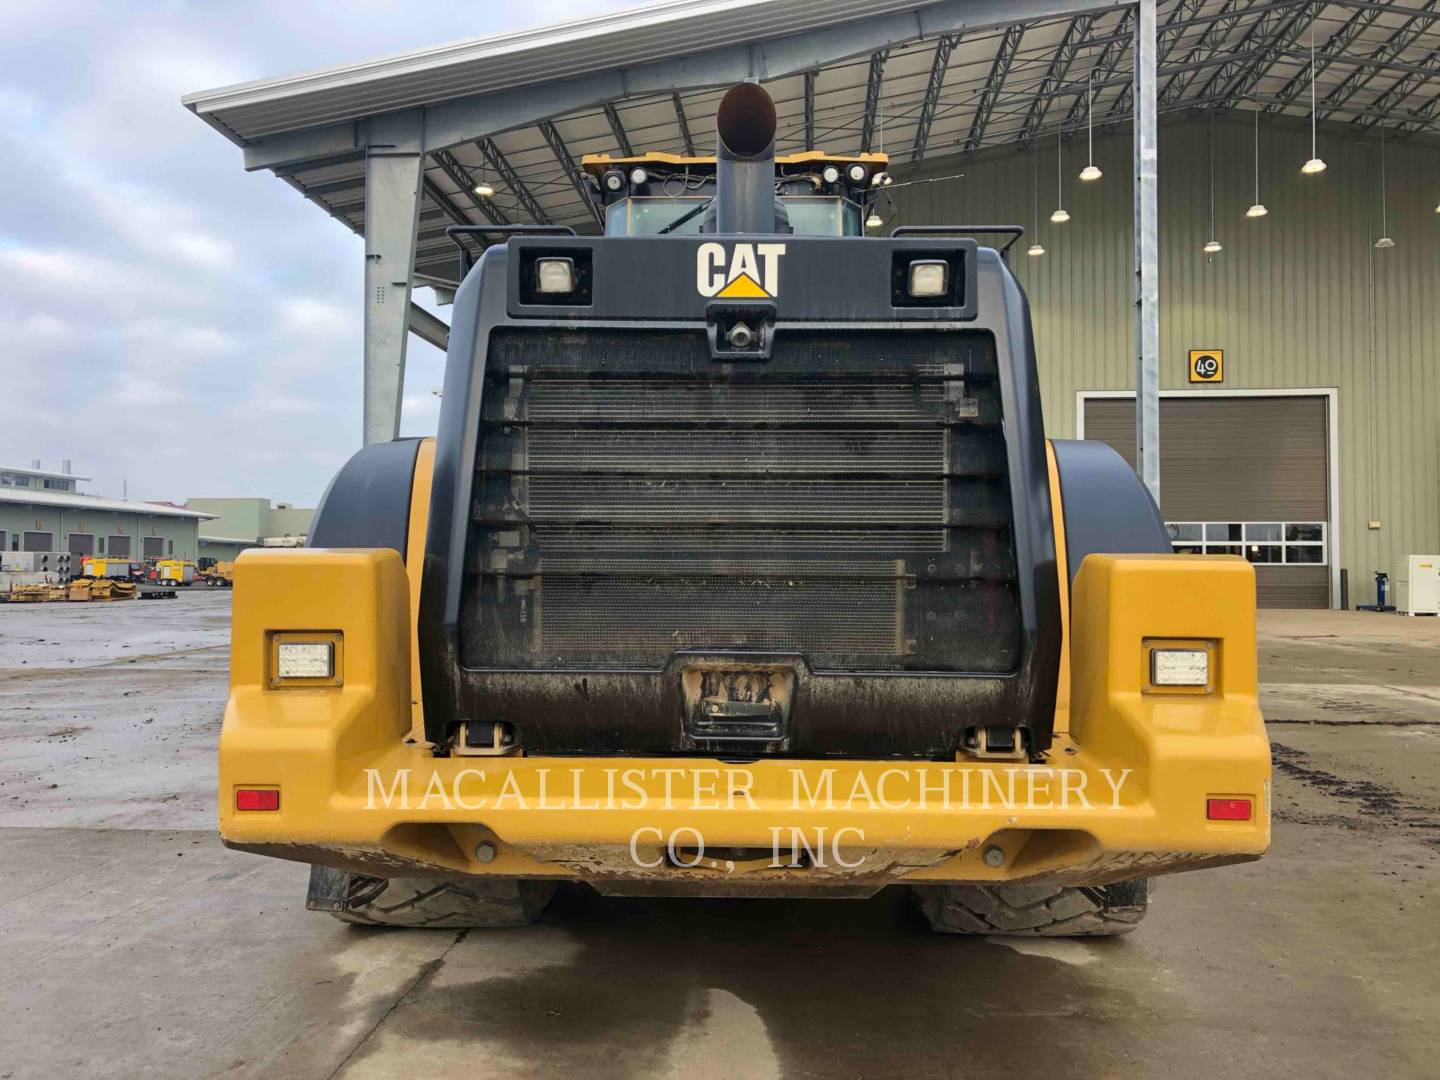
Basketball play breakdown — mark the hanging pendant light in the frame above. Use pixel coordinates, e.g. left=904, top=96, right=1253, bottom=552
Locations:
left=865, top=93, right=886, bottom=231
left=1079, top=74, right=1102, bottom=181
left=473, top=161, right=495, bottom=198
left=1301, top=25, right=1327, bottom=175
left=1374, top=129, right=1394, bottom=248
left=1050, top=127, right=1070, bottom=222
left=1246, top=109, right=1268, bottom=218
left=1203, top=115, right=1222, bottom=254
left=1028, top=140, right=1046, bottom=255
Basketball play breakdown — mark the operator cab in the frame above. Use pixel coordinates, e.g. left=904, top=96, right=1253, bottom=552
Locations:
left=582, top=151, right=892, bottom=237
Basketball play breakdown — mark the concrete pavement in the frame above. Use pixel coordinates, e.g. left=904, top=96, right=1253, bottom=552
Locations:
left=1, top=593, right=1436, bottom=1078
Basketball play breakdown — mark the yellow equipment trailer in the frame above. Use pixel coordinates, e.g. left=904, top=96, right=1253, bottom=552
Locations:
left=197, top=559, right=235, bottom=588
left=154, top=559, right=195, bottom=587
left=219, top=84, right=1268, bottom=935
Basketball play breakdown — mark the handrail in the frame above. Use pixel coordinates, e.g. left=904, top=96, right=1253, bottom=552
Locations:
left=445, top=224, right=579, bottom=275
left=889, top=224, right=1025, bottom=257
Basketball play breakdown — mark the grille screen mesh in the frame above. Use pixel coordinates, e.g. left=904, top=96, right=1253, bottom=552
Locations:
left=461, top=328, right=1020, bottom=672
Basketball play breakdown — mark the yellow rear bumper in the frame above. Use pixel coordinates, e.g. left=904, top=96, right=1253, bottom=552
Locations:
left=219, top=549, right=1270, bottom=889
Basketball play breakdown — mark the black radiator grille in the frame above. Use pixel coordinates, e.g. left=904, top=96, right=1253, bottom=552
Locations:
left=460, top=328, right=1020, bottom=672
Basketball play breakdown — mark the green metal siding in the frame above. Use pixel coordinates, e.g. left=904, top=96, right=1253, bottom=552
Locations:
left=0, top=503, right=200, bottom=561
left=893, top=116, right=1440, bottom=601
left=198, top=538, right=253, bottom=562
left=265, top=506, right=315, bottom=538
left=186, top=498, right=267, bottom=541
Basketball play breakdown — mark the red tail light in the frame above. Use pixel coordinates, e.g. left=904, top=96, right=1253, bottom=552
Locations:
left=236, top=788, right=279, bottom=811
left=1206, top=797, right=1252, bottom=821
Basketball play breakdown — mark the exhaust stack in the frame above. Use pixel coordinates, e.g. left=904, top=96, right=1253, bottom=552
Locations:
left=714, top=82, right=777, bottom=234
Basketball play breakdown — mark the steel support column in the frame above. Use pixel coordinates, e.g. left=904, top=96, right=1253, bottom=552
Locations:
left=1133, top=0, right=1160, bottom=503
left=363, top=110, right=424, bottom=446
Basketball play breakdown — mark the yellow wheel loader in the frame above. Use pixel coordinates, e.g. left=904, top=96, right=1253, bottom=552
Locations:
left=219, top=84, right=1269, bottom=935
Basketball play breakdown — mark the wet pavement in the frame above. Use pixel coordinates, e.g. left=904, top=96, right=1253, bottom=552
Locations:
left=1, top=594, right=1437, bottom=1078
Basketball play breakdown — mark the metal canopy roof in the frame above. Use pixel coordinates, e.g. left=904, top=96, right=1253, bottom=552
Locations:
left=187, top=0, right=1440, bottom=283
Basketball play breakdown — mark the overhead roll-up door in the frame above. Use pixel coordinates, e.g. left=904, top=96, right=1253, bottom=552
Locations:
left=1082, top=395, right=1331, bottom=609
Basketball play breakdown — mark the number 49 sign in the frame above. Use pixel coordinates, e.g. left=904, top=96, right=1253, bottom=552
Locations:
left=1189, top=349, right=1223, bottom=383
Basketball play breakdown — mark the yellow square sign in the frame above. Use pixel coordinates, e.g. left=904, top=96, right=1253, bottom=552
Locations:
left=1189, top=349, right=1223, bottom=383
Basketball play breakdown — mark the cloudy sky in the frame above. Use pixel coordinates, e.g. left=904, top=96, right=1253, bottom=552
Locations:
left=0, top=0, right=626, bottom=506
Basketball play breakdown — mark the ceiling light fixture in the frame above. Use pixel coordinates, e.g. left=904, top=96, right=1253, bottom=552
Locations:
left=1246, top=108, right=1268, bottom=218
left=1029, top=139, right=1046, bottom=255
left=1050, top=126, right=1070, bottom=223
left=1375, top=128, right=1394, bottom=249
left=1079, top=74, right=1102, bottom=182
left=1301, top=25, right=1326, bottom=175
left=1203, top=115, right=1222, bottom=255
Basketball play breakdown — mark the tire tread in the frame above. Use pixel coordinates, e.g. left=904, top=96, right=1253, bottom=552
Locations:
left=914, top=880, right=1150, bottom=937
left=329, top=875, right=556, bottom=929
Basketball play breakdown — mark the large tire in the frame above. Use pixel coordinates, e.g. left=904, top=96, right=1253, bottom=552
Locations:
left=316, top=871, right=557, bottom=929
left=912, top=880, right=1149, bottom=937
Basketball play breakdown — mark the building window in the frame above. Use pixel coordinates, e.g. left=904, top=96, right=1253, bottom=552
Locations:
left=12, top=476, right=29, bottom=487
left=43, top=478, right=69, bottom=491
left=1167, top=522, right=1326, bottom=565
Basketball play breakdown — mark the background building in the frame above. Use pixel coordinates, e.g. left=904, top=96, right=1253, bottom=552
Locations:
left=186, top=498, right=315, bottom=560
left=0, top=462, right=212, bottom=560
left=890, top=115, right=1436, bottom=609
left=1, top=461, right=83, bottom=494
left=184, top=0, right=1440, bottom=608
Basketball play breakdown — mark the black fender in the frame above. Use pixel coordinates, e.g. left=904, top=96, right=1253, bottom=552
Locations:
left=308, top=438, right=423, bottom=562
left=1050, top=439, right=1170, bottom=589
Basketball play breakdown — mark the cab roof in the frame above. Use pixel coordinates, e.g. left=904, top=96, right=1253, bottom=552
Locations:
left=581, top=150, right=889, bottom=177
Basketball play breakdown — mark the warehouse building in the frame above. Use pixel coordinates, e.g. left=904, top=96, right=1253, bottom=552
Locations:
left=1, top=461, right=82, bottom=494
left=0, top=463, right=212, bottom=560
left=187, top=498, right=315, bottom=562
left=184, top=0, right=1440, bottom=608
left=894, top=114, right=1432, bottom=609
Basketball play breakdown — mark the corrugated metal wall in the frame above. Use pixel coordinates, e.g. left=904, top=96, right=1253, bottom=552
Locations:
left=892, top=115, right=1440, bottom=600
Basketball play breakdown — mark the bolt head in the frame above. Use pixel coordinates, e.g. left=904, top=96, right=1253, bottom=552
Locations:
left=982, top=845, right=1005, bottom=868
left=475, top=841, right=497, bottom=864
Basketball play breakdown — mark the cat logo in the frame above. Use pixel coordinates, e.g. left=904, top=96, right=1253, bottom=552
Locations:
left=696, top=242, right=786, bottom=299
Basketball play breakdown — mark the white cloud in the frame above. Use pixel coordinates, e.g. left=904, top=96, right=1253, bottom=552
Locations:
left=1, top=0, right=631, bottom=504
left=278, top=296, right=354, bottom=338
left=0, top=244, right=94, bottom=283
left=171, top=230, right=235, bottom=268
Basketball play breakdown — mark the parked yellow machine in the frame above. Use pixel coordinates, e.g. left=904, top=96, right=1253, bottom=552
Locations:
left=197, top=558, right=236, bottom=588
left=80, top=557, right=136, bottom=580
left=152, top=559, right=195, bottom=587
left=218, top=84, right=1269, bottom=935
